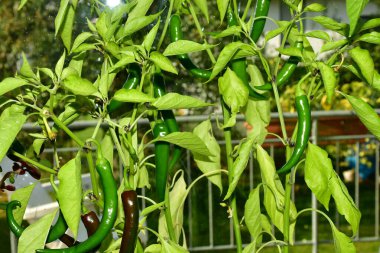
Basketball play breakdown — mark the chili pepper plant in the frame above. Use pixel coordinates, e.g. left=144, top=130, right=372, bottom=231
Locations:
left=0, top=0, right=378, bottom=252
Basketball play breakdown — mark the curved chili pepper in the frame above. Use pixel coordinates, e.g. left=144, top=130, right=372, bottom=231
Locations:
left=108, top=64, right=141, bottom=114
left=6, top=200, right=68, bottom=242
left=153, top=121, right=170, bottom=202
left=169, top=14, right=211, bottom=79
left=277, top=87, right=311, bottom=174
left=120, top=190, right=139, bottom=253
left=153, top=74, right=181, bottom=172
left=226, top=6, right=269, bottom=101
left=255, top=40, right=304, bottom=91
left=36, top=147, right=118, bottom=252
left=250, top=0, right=271, bottom=43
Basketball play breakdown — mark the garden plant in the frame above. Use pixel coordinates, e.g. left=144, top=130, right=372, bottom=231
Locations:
left=0, top=0, right=379, bottom=252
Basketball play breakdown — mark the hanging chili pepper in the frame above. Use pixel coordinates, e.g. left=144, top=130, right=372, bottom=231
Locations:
left=169, top=14, right=212, bottom=79
left=6, top=200, right=68, bottom=242
left=120, top=190, right=139, bottom=253
left=277, top=86, right=311, bottom=174
left=108, top=64, right=141, bottom=114
left=153, top=73, right=181, bottom=172
left=226, top=6, right=269, bottom=101
left=255, top=40, right=304, bottom=91
left=36, top=142, right=118, bottom=252
left=153, top=121, right=170, bottom=202
left=250, top=0, right=271, bottom=43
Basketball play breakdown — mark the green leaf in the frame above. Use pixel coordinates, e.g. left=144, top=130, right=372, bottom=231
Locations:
left=72, top=43, right=97, bottom=53
left=55, top=51, right=66, bottom=79
left=33, top=138, right=46, bottom=157
left=149, top=51, right=178, bottom=74
left=96, top=10, right=109, bottom=41
left=341, top=93, right=380, bottom=140
left=224, top=133, right=256, bottom=200
left=0, top=77, right=28, bottom=96
left=265, top=21, right=291, bottom=41
left=163, top=40, right=216, bottom=56
left=128, top=0, right=153, bottom=20
left=11, top=183, right=36, bottom=224
left=18, top=209, right=58, bottom=253
left=20, top=52, right=36, bottom=79
left=71, top=32, right=93, bottom=54
left=305, top=30, right=331, bottom=41
left=0, top=104, right=27, bottom=161
left=211, top=26, right=242, bottom=39
left=346, top=0, right=369, bottom=36
left=60, top=4, right=75, bottom=51
left=360, top=18, right=380, bottom=32
left=143, top=18, right=160, bottom=53
left=218, top=68, right=249, bottom=116
left=311, top=16, right=348, bottom=35
left=256, top=144, right=297, bottom=243
left=18, top=0, right=28, bottom=10
left=331, top=225, right=356, bottom=253
left=329, top=171, right=361, bottom=235
left=304, top=3, right=326, bottom=12
left=158, top=173, right=187, bottom=242
left=113, top=89, right=155, bottom=103
left=123, top=12, right=161, bottom=37
left=152, top=93, right=212, bottom=110
left=243, top=242, right=257, bottom=253
left=217, top=0, right=229, bottom=23
left=155, top=132, right=213, bottom=157
left=320, top=39, right=348, bottom=52
left=63, top=75, right=97, bottom=96
left=244, top=187, right=262, bottom=244
left=305, top=143, right=333, bottom=210
left=278, top=47, right=303, bottom=57
left=39, top=68, right=56, bottom=80
left=57, top=152, right=82, bottom=238
left=141, top=202, right=165, bottom=217
left=101, top=131, right=114, bottom=171
left=317, top=62, right=336, bottom=104
left=193, top=0, right=209, bottom=22
left=54, top=0, right=69, bottom=36
left=349, top=46, right=374, bottom=85
left=145, top=244, right=161, bottom=253
left=357, top=32, right=380, bottom=44
left=193, top=120, right=222, bottom=193
left=109, top=54, right=136, bottom=73
left=209, top=42, right=256, bottom=81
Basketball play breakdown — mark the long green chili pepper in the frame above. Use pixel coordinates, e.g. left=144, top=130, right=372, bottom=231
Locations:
left=226, top=6, right=269, bottom=101
left=255, top=40, right=304, bottom=91
left=153, top=121, right=170, bottom=202
left=6, top=200, right=68, bottom=242
left=36, top=144, right=118, bottom=252
left=277, top=87, right=311, bottom=174
left=169, top=14, right=212, bottom=79
left=120, top=190, right=139, bottom=253
left=250, top=0, right=271, bottom=43
left=108, top=64, right=141, bottom=114
left=153, top=74, right=181, bottom=172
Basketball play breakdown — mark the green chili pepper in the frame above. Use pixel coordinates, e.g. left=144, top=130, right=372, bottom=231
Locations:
left=108, top=64, right=141, bottom=114
left=277, top=87, right=311, bottom=174
left=255, top=40, right=304, bottom=91
left=169, top=14, right=211, bottom=79
left=250, top=0, right=271, bottom=43
left=153, top=121, right=170, bottom=202
left=6, top=200, right=68, bottom=242
left=226, top=6, right=269, bottom=101
left=36, top=144, right=118, bottom=252
left=153, top=74, right=181, bottom=172
left=120, top=190, right=139, bottom=253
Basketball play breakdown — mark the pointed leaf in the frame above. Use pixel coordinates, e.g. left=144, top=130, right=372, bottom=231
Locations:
left=349, top=46, right=374, bottom=85
left=163, top=40, right=216, bottom=56
left=217, top=0, right=229, bottom=23
left=244, top=187, right=262, bottom=242
left=54, top=0, right=69, bottom=36
left=55, top=51, right=66, bottom=78
left=63, top=75, right=97, bottom=96
left=317, top=62, right=336, bottom=104
left=357, top=32, right=380, bottom=45
left=123, top=12, right=161, bottom=37
left=20, top=52, right=36, bottom=79
left=149, top=51, right=178, bottom=74
left=152, top=93, right=212, bottom=110
left=346, top=0, right=369, bottom=36
left=193, top=0, right=209, bottom=22
left=0, top=77, right=28, bottom=96
left=71, top=32, right=93, bottom=54
left=113, top=89, right=155, bottom=103
left=305, top=30, right=331, bottom=41
left=143, top=18, right=160, bottom=52
left=304, top=3, right=326, bottom=12
left=11, top=183, right=36, bottom=224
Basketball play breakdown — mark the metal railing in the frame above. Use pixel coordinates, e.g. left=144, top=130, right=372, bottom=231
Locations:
left=9, top=110, right=380, bottom=252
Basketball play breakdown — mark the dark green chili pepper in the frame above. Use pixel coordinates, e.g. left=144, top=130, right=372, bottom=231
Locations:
left=226, top=6, right=269, bottom=101
left=120, top=190, right=139, bottom=253
left=277, top=87, right=311, bottom=174
left=250, top=0, right=271, bottom=43
left=255, top=40, right=304, bottom=91
left=169, top=14, right=212, bottom=79
left=153, top=121, right=170, bottom=202
left=108, top=64, right=141, bottom=114
left=153, top=74, right=181, bottom=172
left=36, top=145, right=118, bottom=252
left=6, top=200, right=68, bottom=242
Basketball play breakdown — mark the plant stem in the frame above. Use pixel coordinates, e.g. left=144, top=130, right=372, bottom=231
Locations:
left=91, top=118, right=103, bottom=140
left=108, top=123, right=128, bottom=167
left=50, top=113, right=85, bottom=147
left=86, top=150, right=100, bottom=200
left=11, top=151, right=57, bottom=174
left=157, top=0, right=174, bottom=51
left=164, top=185, right=177, bottom=242
left=221, top=100, right=243, bottom=253
left=283, top=173, right=292, bottom=253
